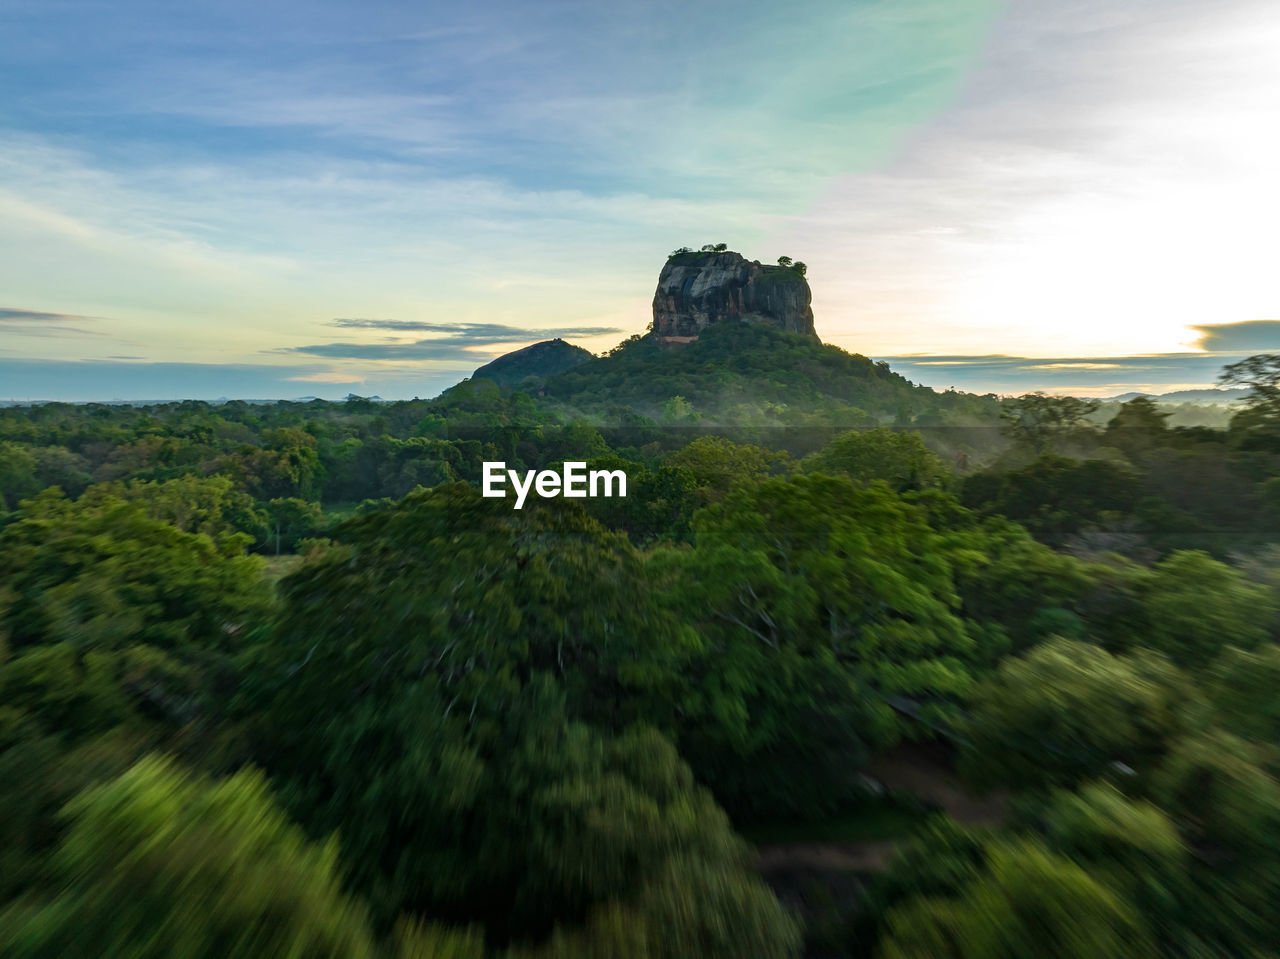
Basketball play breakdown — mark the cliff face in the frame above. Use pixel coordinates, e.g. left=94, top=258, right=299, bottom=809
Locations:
left=652, top=251, right=816, bottom=342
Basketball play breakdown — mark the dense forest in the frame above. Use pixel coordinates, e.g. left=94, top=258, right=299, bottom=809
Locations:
left=3, top=331, right=1280, bottom=958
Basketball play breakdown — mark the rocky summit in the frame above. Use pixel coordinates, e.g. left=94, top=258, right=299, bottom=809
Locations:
left=652, top=250, right=816, bottom=343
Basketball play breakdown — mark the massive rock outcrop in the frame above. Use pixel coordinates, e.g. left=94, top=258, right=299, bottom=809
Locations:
left=652, top=250, right=816, bottom=342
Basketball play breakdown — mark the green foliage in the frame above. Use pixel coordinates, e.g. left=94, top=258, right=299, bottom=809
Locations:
left=0, top=756, right=382, bottom=959
left=5, top=354, right=1280, bottom=957
left=105, top=474, right=268, bottom=544
left=879, top=839, right=1157, bottom=959
left=1152, top=730, right=1280, bottom=856
left=1038, top=783, right=1189, bottom=938
left=1207, top=644, right=1280, bottom=743
left=850, top=816, right=991, bottom=953
left=931, top=510, right=1097, bottom=653
left=541, top=322, right=978, bottom=426
left=962, top=455, right=1141, bottom=546
left=239, top=484, right=797, bottom=951
left=1220, top=353, right=1280, bottom=426
left=0, top=440, right=42, bottom=508
left=650, top=475, right=975, bottom=820
left=525, top=855, right=802, bottom=959
left=470, top=339, right=595, bottom=387
left=0, top=718, right=152, bottom=902
left=0, top=488, right=275, bottom=903
left=661, top=394, right=697, bottom=424
left=1137, top=550, right=1277, bottom=667
left=0, top=488, right=271, bottom=657
left=803, top=428, right=948, bottom=491
left=250, top=484, right=688, bottom=738
left=663, top=435, right=791, bottom=504
left=1105, top=397, right=1171, bottom=450
left=213, top=426, right=324, bottom=500
left=1151, top=730, right=1280, bottom=952
left=1001, top=392, right=1101, bottom=453
left=960, top=638, right=1195, bottom=792
left=264, top=497, right=328, bottom=554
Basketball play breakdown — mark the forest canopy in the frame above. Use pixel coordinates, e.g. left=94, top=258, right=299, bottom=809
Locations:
left=1, top=339, right=1277, bottom=958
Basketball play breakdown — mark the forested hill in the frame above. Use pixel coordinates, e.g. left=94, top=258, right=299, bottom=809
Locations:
left=470, top=337, right=594, bottom=386
left=485, top=323, right=1002, bottom=428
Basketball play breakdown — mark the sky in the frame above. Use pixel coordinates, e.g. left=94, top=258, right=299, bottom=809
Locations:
left=2, top=0, right=1279, bottom=401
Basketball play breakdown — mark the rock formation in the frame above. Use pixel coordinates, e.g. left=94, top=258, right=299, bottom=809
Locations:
left=652, top=250, right=816, bottom=342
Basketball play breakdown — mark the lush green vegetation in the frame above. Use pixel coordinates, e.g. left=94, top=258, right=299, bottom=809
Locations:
left=3, top=336, right=1280, bottom=957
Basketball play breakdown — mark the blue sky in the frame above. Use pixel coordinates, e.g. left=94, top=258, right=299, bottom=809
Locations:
left=2, top=0, right=1279, bottom=400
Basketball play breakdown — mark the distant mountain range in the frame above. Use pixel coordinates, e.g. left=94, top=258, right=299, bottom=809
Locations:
left=1106, top=388, right=1248, bottom=405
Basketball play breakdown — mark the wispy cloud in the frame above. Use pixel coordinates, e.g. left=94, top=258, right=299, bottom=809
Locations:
left=882, top=350, right=1249, bottom=396
left=279, top=341, right=504, bottom=362
left=0, top=307, right=98, bottom=323
left=331, top=319, right=621, bottom=338
left=272, top=319, right=618, bottom=363
left=0, top=306, right=103, bottom=336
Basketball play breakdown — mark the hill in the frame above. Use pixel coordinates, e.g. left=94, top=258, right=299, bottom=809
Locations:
left=537, top=322, right=1000, bottom=428
left=470, top=338, right=595, bottom=387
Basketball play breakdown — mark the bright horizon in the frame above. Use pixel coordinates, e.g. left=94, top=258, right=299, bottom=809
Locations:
left=3, top=0, right=1279, bottom=401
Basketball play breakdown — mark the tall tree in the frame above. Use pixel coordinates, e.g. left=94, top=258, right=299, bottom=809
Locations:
left=1001, top=392, right=1100, bottom=453
left=0, top=757, right=394, bottom=959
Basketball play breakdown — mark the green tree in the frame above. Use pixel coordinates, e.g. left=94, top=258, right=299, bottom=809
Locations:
left=1206, top=644, right=1280, bottom=743
left=1105, top=397, right=1170, bottom=451
left=803, top=428, right=948, bottom=492
left=1138, top=550, right=1276, bottom=668
left=650, top=475, right=975, bottom=820
left=241, top=486, right=796, bottom=952
left=0, top=489, right=274, bottom=897
left=1001, top=393, right=1100, bottom=453
left=850, top=816, right=990, bottom=955
left=1220, top=353, right=1280, bottom=423
left=1038, top=783, right=1190, bottom=949
left=960, top=455, right=1141, bottom=547
left=1152, top=730, right=1280, bottom=953
left=660, top=395, right=696, bottom=424
left=0, top=488, right=271, bottom=657
left=32, top=446, right=92, bottom=497
left=105, top=474, right=268, bottom=544
left=264, top=497, right=328, bottom=555
left=960, top=638, right=1195, bottom=792
left=879, top=839, right=1157, bottom=959
left=0, top=441, right=41, bottom=509
left=0, top=756, right=387, bottom=959
left=664, top=435, right=790, bottom=504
